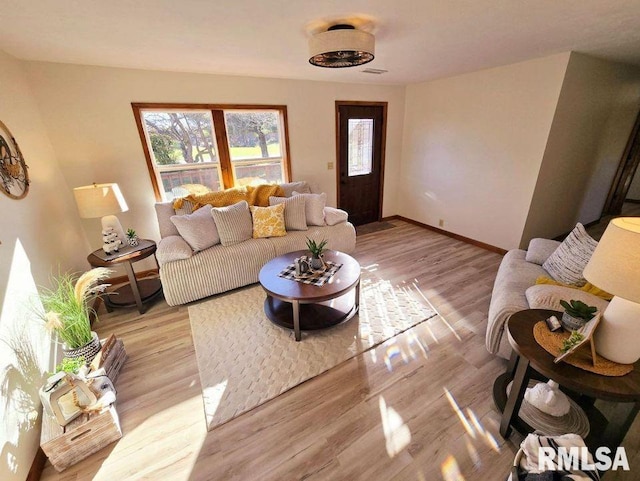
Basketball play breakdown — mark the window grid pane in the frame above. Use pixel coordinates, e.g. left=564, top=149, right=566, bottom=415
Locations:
left=141, top=110, right=223, bottom=199
left=348, top=119, right=374, bottom=176
left=224, top=110, right=285, bottom=185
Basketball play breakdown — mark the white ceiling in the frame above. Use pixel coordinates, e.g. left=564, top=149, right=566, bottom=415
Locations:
left=1, top=0, right=640, bottom=85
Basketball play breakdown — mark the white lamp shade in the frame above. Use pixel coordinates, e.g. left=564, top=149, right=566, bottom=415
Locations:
left=583, top=217, right=640, bottom=303
left=73, top=183, right=128, bottom=219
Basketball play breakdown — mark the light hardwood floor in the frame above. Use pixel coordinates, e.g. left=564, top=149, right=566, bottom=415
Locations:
left=40, top=220, right=639, bottom=480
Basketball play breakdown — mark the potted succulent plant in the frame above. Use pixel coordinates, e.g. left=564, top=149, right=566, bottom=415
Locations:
left=559, top=299, right=597, bottom=331
left=38, top=268, right=111, bottom=363
left=126, top=228, right=139, bottom=247
left=306, top=237, right=328, bottom=270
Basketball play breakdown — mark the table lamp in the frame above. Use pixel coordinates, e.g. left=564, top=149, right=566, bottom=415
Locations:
left=73, top=183, right=129, bottom=246
left=583, top=217, right=640, bottom=364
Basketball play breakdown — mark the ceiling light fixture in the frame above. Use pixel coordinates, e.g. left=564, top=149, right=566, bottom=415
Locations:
left=309, top=24, right=375, bottom=68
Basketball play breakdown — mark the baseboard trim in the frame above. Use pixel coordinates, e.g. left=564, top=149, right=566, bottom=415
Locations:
left=392, top=216, right=507, bottom=255
left=27, top=447, right=46, bottom=481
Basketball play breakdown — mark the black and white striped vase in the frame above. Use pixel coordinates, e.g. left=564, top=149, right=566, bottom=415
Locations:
left=62, top=331, right=102, bottom=364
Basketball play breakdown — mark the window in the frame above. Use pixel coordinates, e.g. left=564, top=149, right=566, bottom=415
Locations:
left=132, top=104, right=291, bottom=200
left=347, top=118, right=374, bottom=176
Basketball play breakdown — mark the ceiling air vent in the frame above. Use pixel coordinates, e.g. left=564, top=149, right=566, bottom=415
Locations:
left=362, top=68, right=388, bottom=75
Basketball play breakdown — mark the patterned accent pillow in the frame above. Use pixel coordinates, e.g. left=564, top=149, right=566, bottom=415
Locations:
left=210, top=201, right=253, bottom=246
left=250, top=204, right=286, bottom=238
left=170, top=206, right=220, bottom=252
left=291, top=192, right=326, bottom=226
left=542, top=223, right=598, bottom=286
left=269, top=195, right=307, bottom=231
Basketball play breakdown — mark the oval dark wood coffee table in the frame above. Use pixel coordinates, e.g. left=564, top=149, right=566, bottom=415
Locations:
left=258, top=250, right=361, bottom=341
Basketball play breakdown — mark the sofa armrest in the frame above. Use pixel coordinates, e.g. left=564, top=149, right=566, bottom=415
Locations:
left=157, top=236, right=193, bottom=266
left=525, top=238, right=561, bottom=265
left=324, top=206, right=348, bottom=226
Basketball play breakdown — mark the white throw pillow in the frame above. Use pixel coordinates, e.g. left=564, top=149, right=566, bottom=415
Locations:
left=269, top=195, right=307, bottom=231
left=170, top=206, right=220, bottom=252
left=542, top=223, right=598, bottom=286
left=525, top=285, right=609, bottom=313
left=279, top=181, right=311, bottom=197
left=291, top=192, right=326, bottom=226
left=210, top=201, right=253, bottom=246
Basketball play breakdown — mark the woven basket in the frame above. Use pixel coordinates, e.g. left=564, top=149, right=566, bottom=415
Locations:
left=62, top=331, right=101, bottom=364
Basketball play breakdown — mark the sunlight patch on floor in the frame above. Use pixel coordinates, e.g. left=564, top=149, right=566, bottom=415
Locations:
left=93, top=394, right=207, bottom=481
left=203, top=379, right=228, bottom=417
left=379, top=396, right=411, bottom=458
left=412, top=281, right=462, bottom=342
left=441, top=455, right=466, bottom=481
left=440, top=387, right=502, bottom=479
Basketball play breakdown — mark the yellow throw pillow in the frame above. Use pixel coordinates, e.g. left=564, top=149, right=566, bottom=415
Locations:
left=535, top=276, right=613, bottom=301
left=250, top=203, right=286, bottom=238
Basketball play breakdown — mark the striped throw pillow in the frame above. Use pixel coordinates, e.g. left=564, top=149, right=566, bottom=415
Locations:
left=210, top=201, right=253, bottom=246
left=269, top=195, right=307, bottom=231
left=542, top=223, right=598, bottom=286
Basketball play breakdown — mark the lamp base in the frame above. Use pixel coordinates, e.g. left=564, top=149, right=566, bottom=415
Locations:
left=101, top=215, right=127, bottom=246
left=595, top=296, right=640, bottom=364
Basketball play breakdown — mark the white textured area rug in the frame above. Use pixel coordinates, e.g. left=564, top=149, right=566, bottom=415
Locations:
left=189, top=277, right=436, bottom=431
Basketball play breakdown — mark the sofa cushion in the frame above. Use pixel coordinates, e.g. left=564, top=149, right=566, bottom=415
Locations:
left=250, top=204, right=286, bottom=238
left=292, top=192, right=326, bottom=226
left=535, top=276, right=613, bottom=300
left=268, top=224, right=357, bottom=257
left=155, top=202, right=181, bottom=238
left=280, top=181, right=311, bottom=197
left=157, top=236, right=193, bottom=265
left=269, top=195, right=308, bottom=231
left=211, top=201, right=253, bottom=246
left=324, top=206, right=348, bottom=226
left=542, top=223, right=598, bottom=286
left=525, top=238, right=561, bottom=265
left=170, top=206, right=220, bottom=252
left=525, top=284, right=609, bottom=313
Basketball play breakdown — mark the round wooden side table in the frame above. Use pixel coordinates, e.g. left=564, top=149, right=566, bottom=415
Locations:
left=493, top=309, right=640, bottom=453
left=87, top=239, right=163, bottom=314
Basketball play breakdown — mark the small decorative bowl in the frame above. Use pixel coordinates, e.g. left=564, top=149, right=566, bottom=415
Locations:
left=560, top=312, right=587, bottom=331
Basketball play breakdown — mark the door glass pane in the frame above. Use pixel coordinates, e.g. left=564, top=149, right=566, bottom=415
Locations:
left=141, top=110, right=222, bottom=199
left=224, top=110, right=285, bottom=186
left=348, top=119, right=374, bottom=176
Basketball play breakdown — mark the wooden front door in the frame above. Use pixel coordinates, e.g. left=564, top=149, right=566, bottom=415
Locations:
left=336, top=102, right=387, bottom=226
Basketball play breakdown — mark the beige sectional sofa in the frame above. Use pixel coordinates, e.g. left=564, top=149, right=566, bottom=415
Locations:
left=153, top=190, right=356, bottom=306
left=486, top=237, right=609, bottom=359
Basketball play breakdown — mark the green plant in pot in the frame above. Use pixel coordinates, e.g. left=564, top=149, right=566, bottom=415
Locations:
left=126, top=228, right=139, bottom=247
left=306, top=238, right=328, bottom=270
left=38, top=268, right=111, bottom=364
left=559, top=299, right=597, bottom=331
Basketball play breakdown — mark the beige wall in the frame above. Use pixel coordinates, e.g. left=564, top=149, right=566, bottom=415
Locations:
left=0, top=50, right=88, bottom=481
left=628, top=169, right=640, bottom=200
left=521, top=53, right=640, bottom=246
left=23, top=62, right=406, bottom=260
left=398, top=53, right=570, bottom=250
